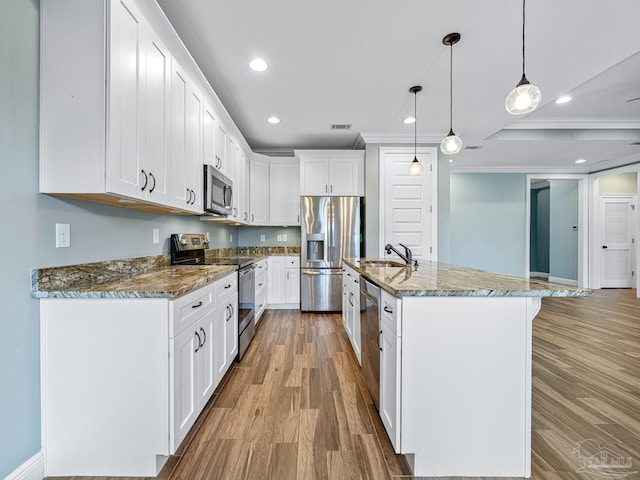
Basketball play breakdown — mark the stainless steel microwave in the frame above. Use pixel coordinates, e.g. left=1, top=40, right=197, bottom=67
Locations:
left=204, top=164, right=233, bottom=215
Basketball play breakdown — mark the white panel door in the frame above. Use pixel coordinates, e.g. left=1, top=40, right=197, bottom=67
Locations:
left=300, top=158, right=330, bottom=195
left=330, top=158, right=358, bottom=196
left=108, top=0, right=145, bottom=198
left=600, top=196, right=636, bottom=288
left=171, top=327, right=197, bottom=451
left=381, top=149, right=436, bottom=261
left=169, top=61, right=189, bottom=208
left=197, top=311, right=215, bottom=407
left=140, top=26, right=171, bottom=204
left=270, top=163, right=300, bottom=225
left=250, top=159, right=270, bottom=225
left=267, top=256, right=285, bottom=304
left=185, top=81, right=203, bottom=212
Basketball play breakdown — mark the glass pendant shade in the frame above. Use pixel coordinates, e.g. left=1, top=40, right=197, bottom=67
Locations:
left=505, top=75, right=541, bottom=114
left=440, top=129, right=462, bottom=155
left=408, top=157, right=424, bottom=175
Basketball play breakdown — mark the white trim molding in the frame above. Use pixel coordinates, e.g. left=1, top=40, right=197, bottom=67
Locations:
left=359, top=132, right=443, bottom=145
left=502, top=117, right=640, bottom=130
left=548, top=276, right=579, bottom=286
left=4, top=451, right=44, bottom=480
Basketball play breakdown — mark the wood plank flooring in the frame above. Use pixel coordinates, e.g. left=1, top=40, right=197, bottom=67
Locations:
left=49, top=289, right=640, bottom=480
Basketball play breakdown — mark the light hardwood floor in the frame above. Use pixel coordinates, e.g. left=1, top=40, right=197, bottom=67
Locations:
left=51, top=289, right=639, bottom=480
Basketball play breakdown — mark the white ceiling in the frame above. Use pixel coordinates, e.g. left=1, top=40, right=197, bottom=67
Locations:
left=157, top=0, right=640, bottom=172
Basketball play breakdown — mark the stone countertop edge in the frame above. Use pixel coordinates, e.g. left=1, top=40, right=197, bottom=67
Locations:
left=32, top=265, right=238, bottom=300
left=343, top=258, right=592, bottom=298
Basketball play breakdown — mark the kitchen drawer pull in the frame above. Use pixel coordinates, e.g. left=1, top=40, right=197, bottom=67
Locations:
left=383, top=306, right=393, bottom=314
left=194, top=331, right=202, bottom=353
left=378, top=330, right=383, bottom=351
left=200, top=327, right=206, bottom=346
left=192, top=301, right=203, bottom=309
left=224, top=284, right=232, bottom=289
left=258, top=283, right=264, bottom=287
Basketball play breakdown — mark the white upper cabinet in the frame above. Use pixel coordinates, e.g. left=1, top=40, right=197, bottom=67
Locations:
left=40, top=0, right=250, bottom=216
left=296, top=150, right=364, bottom=196
left=169, top=62, right=202, bottom=213
left=270, top=161, right=300, bottom=226
left=250, top=156, right=270, bottom=225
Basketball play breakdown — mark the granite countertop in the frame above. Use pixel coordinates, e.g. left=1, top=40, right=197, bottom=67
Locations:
left=32, top=264, right=237, bottom=299
left=344, top=258, right=592, bottom=298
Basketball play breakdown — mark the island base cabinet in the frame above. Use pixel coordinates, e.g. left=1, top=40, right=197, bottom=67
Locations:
left=41, top=298, right=170, bottom=477
left=380, top=322, right=400, bottom=451
left=400, top=296, right=539, bottom=478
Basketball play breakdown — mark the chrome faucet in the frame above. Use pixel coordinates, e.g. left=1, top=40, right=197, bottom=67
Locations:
left=384, top=243, right=414, bottom=266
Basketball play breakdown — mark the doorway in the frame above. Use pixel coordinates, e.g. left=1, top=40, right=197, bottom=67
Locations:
left=590, top=169, right=639, bottom=293
left=525, top=174, right=589, bottom=287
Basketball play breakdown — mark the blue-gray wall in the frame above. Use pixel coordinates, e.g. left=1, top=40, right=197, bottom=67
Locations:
left=450, top=173, right=527, bottom=277
left=238, top=226, right=301, bottom=247
left=0, top=2, right=235, bottom=476
left=549, top=180, right=579, bottom=281
left=530, top=187, right=550, bottom=274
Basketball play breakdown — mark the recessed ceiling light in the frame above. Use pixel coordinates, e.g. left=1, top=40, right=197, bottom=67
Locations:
left=267, top=116, right=280, bottom=124
left=555, top=96, right=572, bottom=104
left=403, top=117, right=416, bottom=124
left=575, top=158, right=586, bottom=164
left=249, top=58, right=268, bottom=72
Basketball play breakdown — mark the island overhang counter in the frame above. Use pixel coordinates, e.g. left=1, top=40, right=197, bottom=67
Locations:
left=344, top=258, right=591, bottom=478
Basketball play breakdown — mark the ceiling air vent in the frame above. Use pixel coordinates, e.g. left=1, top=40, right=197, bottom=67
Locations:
left=330, top=124, right=352, bottom=130
left=464, top=145, right=484, bottom=150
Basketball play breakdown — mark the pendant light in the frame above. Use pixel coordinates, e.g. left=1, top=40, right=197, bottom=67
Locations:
left=440, top=32, right=462, bottom=155
left=408, top=85, right=423, bottom=175
left=505, top=0, right=541, bottom=114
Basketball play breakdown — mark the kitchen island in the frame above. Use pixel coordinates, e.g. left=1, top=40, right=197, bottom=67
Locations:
left=344, top=258, right=590, bottom=478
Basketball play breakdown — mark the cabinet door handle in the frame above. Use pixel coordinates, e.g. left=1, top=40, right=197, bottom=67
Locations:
left=330, top=184, right=333, bottom=193
left=251, top=214, right=254, bottom=222
left=186, top=188, right=192, bottom=204
left=348, top=292, right=353, bottom=306
left=141, top=169, right=148, bottom=191
left=287, top=271, right=290, bottom=280
left=325, top=184, right=328, bottom=193
left=192, top=301, right=203, bottom=309
left=190, top=189, right=196, bottom=205
left=378, top=330, right=383, bottom=351
left=233, top=207, right=238, bottom=217
left=226, top=304, right=234, bottom=321
left=149, top=172, right=156, bottom=193
left=383, top=306, right=393, bottom=314
left=297, top=214, right=299, bottom=223
left=194, top=330, right=202, bottom=353
left=200, top=326, right=206, bottom=346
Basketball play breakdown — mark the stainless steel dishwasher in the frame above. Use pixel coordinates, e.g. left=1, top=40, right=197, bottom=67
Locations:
left=360, top=277, right=381, bottom=409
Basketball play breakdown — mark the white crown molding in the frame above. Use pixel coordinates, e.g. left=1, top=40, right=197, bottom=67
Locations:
left=450, top=165, right=591, bottom=174
left=504, top=117, right=640, bottom=130
left=4, top=451, right=44, bottom=480
left=358, top=132, right=443, bottom=145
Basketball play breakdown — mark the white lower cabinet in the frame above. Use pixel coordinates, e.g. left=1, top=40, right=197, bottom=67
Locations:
left=254, top=258, right=268, bottom=321
left=267, top=256, right=300, bottom=308
left=40, top=272, right=237, bottom=477
left=379, top=290, right=402, bottom=452
left=342, top=265, right=361, bottom=364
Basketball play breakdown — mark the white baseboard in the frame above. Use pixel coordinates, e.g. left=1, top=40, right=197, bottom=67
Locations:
left=4, top=451, right=44, bottom=480
left=265, top=304, right=299, bottom=310
left=548, top=276, right=578, bottom=286
left=530, top=271, right=549, bottom=279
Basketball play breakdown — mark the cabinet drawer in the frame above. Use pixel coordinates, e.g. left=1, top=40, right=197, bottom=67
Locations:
left=255, top=272, right=267, bottom=291
left=255, top=259, right=268, bottom=274
left=216, top=272, right=237, bottom=302
left=381, top=290, right=401, bottom=335
left=171, top=283, right=216, bottom=338
left=255, top=286, right=267, bottom=316
left=286, top=256, right=300, bottom=268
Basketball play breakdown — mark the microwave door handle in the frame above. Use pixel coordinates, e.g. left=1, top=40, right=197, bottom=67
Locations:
left=227, top=186, right=233, bottom=208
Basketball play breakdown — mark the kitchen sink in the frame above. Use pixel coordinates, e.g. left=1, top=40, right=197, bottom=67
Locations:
left=361, top=260, right=407, bottom=268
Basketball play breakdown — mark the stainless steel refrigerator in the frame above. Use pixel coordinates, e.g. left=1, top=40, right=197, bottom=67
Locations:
left=301, top=196, right=361, bottom=311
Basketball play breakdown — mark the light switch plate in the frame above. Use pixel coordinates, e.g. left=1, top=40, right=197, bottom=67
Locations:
left=56, top=223, right=70, bottom=248
left=260, top=234, right=265, bottom=242
left=282, top=234, right=287, bottom=242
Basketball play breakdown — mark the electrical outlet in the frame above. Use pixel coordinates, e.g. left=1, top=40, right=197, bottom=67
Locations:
left=260, top=234, right=265, bottom=242
left=230, top=234, right=233, bottom=243
left=282, top=234, right=287, bottom=242
left=152, top=228, right=160, bottom=244
left=277, top=234, right=282, bottom=242
left=56, top=223, right=70, bottom=248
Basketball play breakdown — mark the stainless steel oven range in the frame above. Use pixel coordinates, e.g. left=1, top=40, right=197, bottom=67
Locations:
left=170, top=233, right=256, bottom=361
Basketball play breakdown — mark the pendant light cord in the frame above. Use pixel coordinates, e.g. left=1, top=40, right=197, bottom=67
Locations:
left=449, top=43, right=453, bottom=132
left=414, top=90, right=417, bottom=159
left=522, top=0, right=526, bottom=76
